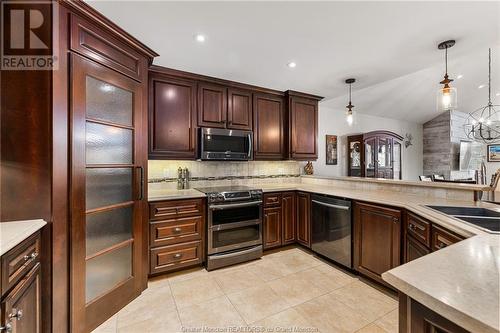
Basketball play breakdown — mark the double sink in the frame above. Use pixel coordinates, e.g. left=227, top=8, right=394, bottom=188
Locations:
left=426, top=205, right=500, bottom=233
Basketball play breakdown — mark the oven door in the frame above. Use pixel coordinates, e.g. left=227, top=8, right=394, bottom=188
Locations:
left=200, top=127, right=253, bottom=160
left=208, top=201, right=262, bottom=254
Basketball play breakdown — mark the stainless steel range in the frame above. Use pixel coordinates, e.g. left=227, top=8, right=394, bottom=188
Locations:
left=195, top=185, right=263, bottom=270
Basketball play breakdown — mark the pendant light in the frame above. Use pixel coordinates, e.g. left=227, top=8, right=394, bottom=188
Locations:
left=465, top=48, right=500, bottom=143
left=345, top=78, right=355, bottom=126
left=437, top=40, right=458, bottom=112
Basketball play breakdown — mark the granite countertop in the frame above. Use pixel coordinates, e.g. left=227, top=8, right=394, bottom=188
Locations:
left=0, top=219, right=47, bottom=256
left=382, top=234, right=500, bottom=333
left=302, top=175, right=491, bottom=191
left=148, top=188, right=206, bottom=201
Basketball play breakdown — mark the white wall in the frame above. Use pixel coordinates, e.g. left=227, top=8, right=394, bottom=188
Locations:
left=312, top=104, right=423, bottom=181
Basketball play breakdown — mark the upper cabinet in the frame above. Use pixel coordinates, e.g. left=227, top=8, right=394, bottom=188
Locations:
left=253, top=93, right=285, bottom=160
left=286, top=91, right=321, bottom=160
left=197, top=82, right=227, bottom=128
left=148, top=67, right=322, bottom=160
left=227, top=88, right=253, bottom=130
left=149, top=72, right=197, bottom=159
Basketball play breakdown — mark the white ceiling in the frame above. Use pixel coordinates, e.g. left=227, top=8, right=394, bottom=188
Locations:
left=88, top=1, right=500, bottom=124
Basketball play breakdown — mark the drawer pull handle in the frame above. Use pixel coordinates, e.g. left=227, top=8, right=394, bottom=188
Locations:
left=0, top=323, right=12, bottom=332
left=173, top=253, right=183, bottom=259
left=23, top=252, right=38, bottom=262
left=9, top=309, right=23, bottom=321
left=436, top=241, right=447, bottom=249
left=173, top=227, right=182, bottom=234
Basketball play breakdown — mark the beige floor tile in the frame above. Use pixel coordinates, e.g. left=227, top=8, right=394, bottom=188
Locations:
left=178, top=295, right=245, bottom=329
left=226, top=284, right=290, bottom=324
left=170, top=276, right=224, bottom=308
left=92, top=315, right=116, bottom=333
left=117, top=310, right=182, bottom=333
left=214, top=268, right=265, bottom=294
left=166, top=266, right=209, bottom=284
left=147, top=275, right=170, bottom=290
left=246, top=257, right=294, bottom=281
left=302, top=266, right=355, bottom=292
left=267, top=269, right=329, bottom=306
left=375, top=309, right=398, bottom=333
left=278, top=250, right=323, bottom=273
left=356, top=323, right=388, bottom=333
left=295, top=293, right=371, bottom=333
left=253, top=307, right=319, bottom=332
left=328, top=281, right=397, bottom=322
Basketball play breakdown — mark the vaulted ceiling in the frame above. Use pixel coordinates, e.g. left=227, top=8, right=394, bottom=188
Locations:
left=88, top=1, right=500, bottom=124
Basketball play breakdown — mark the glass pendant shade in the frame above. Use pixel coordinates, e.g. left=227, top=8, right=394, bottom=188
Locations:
left=437, top=84, right=457, bottom=111
left=346, top=110, right=354, bottom=126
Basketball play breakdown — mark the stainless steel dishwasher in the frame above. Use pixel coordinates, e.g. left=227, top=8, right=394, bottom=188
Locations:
left=311, top=194, right=352, bottom=268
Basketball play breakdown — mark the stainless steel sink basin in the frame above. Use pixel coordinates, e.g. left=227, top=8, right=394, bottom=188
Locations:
left=426, top=206, right=500, bottom=218
left=425, top=205, right=500, bottom=233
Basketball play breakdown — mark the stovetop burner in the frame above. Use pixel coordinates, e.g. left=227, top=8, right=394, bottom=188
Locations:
left=195, top=185, right=262, bottom=204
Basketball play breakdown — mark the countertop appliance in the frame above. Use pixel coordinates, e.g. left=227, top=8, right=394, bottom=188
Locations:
left=198, top=127, right=253, bottom=161
left=195, top=185, right=263, bottom=270
left=311, top=194, right=352, bottom=268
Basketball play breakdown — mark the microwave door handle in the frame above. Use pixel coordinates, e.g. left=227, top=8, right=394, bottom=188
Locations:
left=247, top=133, right=252, bottom=158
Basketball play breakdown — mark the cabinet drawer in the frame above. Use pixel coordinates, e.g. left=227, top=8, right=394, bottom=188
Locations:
left=150, top=241, right=203, bottom=275
left=1, top=232, right=41, bottom=297
left=264, top=193, right=282, bottom=207
left=70, top=14, right=145, bottom=81
left=431, top=225, right=463, bottom=251
left=150, top=199, right=204, bottom=220
left=406, top=213, right=431, bottom=247
left=150, top=216, right=202, bottom=247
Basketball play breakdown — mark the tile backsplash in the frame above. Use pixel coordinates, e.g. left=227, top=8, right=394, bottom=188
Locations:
left=148, top=160, right=303, bottom=182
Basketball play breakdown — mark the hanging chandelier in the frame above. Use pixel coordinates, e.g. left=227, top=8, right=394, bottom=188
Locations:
left=465, top=48, right=500, bottom=144
left=345, top=78, right=355, bottom=126
left=437, top=40, right=458, bottom=112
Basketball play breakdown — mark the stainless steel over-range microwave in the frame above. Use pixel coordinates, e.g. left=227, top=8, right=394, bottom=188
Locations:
left=198, top=127, right=253, bottom=161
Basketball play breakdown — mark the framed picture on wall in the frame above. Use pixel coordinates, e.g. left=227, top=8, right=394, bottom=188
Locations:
left=487, top=144, right=500, bottom=162
left=326, top=135, right=338, bottom=165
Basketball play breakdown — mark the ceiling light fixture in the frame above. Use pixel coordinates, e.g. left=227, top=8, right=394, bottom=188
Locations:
left=195, top=34, right=206, bottom=43
left=345, top=78, right=356, bottom=126
left=437, top=40, right=457, bottom=112
left=287, top=62, right=297, bottom=68
left=465, top=48, right=500, bottom=143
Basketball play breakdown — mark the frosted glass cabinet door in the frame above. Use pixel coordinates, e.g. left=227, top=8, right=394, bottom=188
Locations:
left=71, top=52, right=144, bottom=331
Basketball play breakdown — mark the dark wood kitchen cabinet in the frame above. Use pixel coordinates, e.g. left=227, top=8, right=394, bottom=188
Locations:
left=286, top=92, right=320, bottom=160
left=282, top=192, right=296, bottom=245
left=149, top=73, right=197, bottom=159
left=353, top=201, right=401, bottom=285
left=296, top=192, right=311, bottom=247
left=253, top=93, right=285, bottom=160
left=431, top=225, right=463, bottom=251
left=405, top=235, right=431, bottom=263
left=197, top=82, right=227, bottom=128
left=1, top=231, right=42, bottom=333
left=263, top=206, right=283, bottom=249
left=227, top=88, right=253, bottom=130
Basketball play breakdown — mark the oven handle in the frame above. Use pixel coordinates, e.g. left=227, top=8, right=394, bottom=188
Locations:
left=247, top=133, right=252, bottom=158
left=209, top=200, right=262, bottom=210
left=210, top=245, right=262, bottom=259
left=210, top=219, right=261, bottom=231
left=311, top=200, right=350, bottom=210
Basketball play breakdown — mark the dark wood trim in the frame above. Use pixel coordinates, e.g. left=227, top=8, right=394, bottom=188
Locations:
left=59, top=0, right=158, bottom=61
left=285, top=89, right=324, bottom=101
left=363, top=130, right=404, bottom=141
left=85, top=239, right=134, bottom=261
left=149, top=65, right=285, bottom=97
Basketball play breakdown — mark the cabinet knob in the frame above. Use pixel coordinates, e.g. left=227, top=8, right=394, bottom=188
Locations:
left=392, top=217, right=399, bottom=223
left=23, top=252, right=38, bottom=262
left=9, top=309, right=23, bottom=321
left=173, top=227, right=182, bottom=234
left=173, top=253, right=183, bottom=259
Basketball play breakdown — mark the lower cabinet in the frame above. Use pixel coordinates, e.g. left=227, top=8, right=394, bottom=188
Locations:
left=263, top=191, right=297, bottom=250
left=296, top=192, right=311, bottom=247
left=353, top=201, right=401, bottom=285
left=405, top=235, right=431, bottom=263
left=399, top=294, right=469, bottom=333
left=263, top=206, right=282, bottom=249
left=149, top=198, right=205, bottom=275
left=1, top=231, right=42, bottom=333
